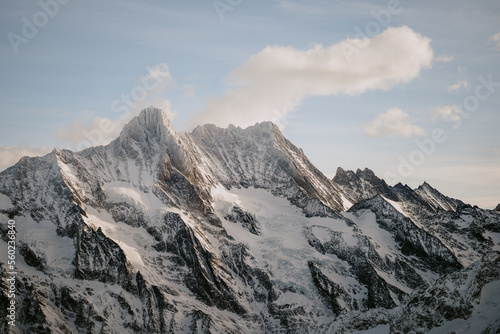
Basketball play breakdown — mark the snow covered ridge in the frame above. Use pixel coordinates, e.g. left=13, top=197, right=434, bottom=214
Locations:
left=0, top=107, right=499, bottom=333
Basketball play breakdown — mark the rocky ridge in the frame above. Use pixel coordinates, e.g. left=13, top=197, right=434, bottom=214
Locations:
left=0, top=107, right=498, bottom=333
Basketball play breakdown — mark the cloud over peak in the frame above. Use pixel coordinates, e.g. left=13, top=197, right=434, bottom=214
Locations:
left=191, top=26, right=434, bottom=129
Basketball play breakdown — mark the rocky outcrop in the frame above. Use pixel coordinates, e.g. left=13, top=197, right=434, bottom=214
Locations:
left=392, top=251, right=500, bottom=333
left=334, top=167, right=398, bottom=203
left=224, top=204, right=260, bottom=235
left=349, top=195, right=462, bottom=274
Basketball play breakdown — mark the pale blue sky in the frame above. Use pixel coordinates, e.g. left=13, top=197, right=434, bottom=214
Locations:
left=1, top=0, right=499, bottom=207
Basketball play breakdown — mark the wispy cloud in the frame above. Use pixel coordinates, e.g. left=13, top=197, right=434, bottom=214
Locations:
left=489, top=32, right=500, bottom=50
left=364, top=108, right=427, bottom=138
left=53, top=116, right=123, bottom=150
left=447, top=80, right=469, bottom=92
left=433, top=105, right=462, bottom=124
left=0, top=145, right=52, bottom=169
left=191, top=26, right=434, bottom=129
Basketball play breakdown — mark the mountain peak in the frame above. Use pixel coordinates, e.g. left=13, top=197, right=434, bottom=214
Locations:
left=192, top=119, right=280, bottom=136
left=417, top=181, right=441, bottom=194
left=190, top=119, right=286, bottom=153
left=119, top=107, right=176, bottom=144
left=420, top=181, right=432, bottom=188
left=414, top=181, right=464, bottom=212
left=356, top=167, right=376, bottom=177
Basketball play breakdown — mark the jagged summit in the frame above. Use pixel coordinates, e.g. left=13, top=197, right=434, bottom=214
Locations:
left=188, top=113, right=346, bottom=212
left=191, top=119, right=282, bottom=149
left=355, top=167, right=376, bottom=176
left=193, top=119, right=278, bottom=133
left=415, top=180, right=464, bottom=212
left=333, top=166, right=471, bottom=215
left=119, top=108, right=288, bottom=166
left=119, top=106, right=176, bottom=143
left=333, top=166, right=398, bottom=203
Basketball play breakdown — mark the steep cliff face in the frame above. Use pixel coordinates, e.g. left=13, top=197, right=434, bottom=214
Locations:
left=0, top=107, right=499, bottom=333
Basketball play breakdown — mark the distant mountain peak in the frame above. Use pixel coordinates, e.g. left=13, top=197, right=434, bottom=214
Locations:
left=334, top=166, right=398, bottom=203
left=355, top=167, right=375, bottom=176
left=420, top=181, right=433, bottom=188
left=415, top=181, right=464, bottom=212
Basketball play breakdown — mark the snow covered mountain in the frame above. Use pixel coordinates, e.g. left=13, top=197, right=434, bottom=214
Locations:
left=1, top=107, right=499, bottom=333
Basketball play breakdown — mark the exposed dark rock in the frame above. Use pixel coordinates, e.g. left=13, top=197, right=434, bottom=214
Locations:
left=224, top=205, right=260, bottom=235
left=308, top=261, right=348, bottom=315
left=333, top=167, right=399, bottom=203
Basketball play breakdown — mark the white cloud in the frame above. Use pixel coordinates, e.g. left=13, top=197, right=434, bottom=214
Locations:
left=190, top=26, right=434, bottom=129
left=489, top=32, right=500, bottom=49
left=447, top=80, right=469, bottom=92
left=364, top=108, right=427, bottom=138
left=433, top=105, right=462, bottom=124
left=0, top=145, right=52, bottom=169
